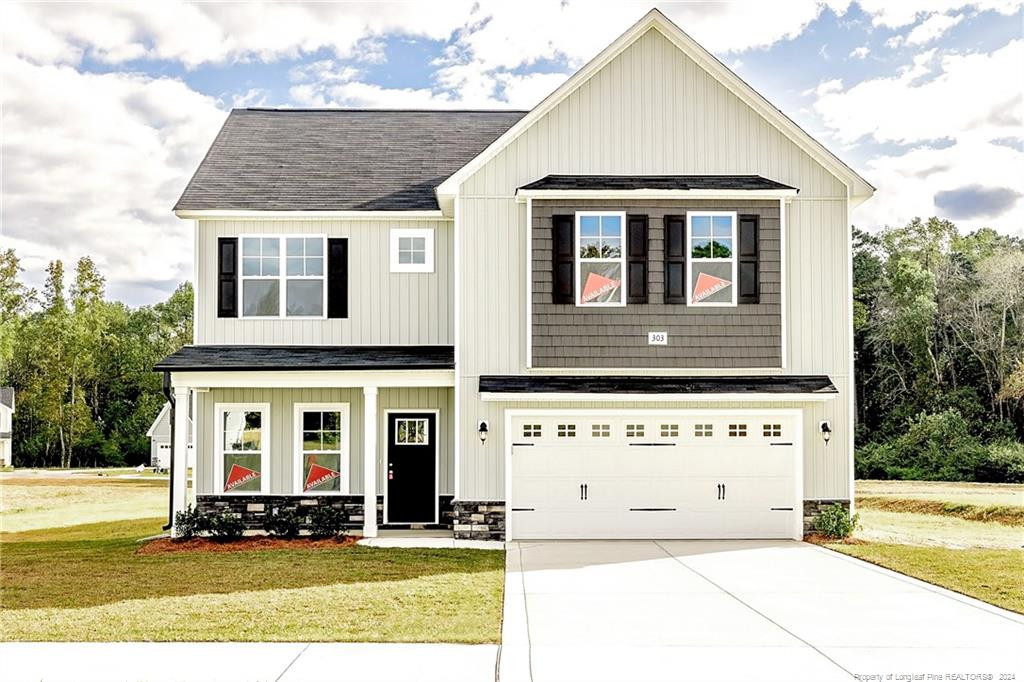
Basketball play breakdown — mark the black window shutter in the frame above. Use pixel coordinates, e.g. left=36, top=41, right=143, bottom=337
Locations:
left=663, top=215, right=686, bottom=304
left=327, top=238, right=349, bottom=319
left=627, top=214, right=648, bottom=304
left=217, top=237, right=237, bottom=318
left=738, top=214, right=760, bottom=304
left=552, top=215, right=575, bottom=304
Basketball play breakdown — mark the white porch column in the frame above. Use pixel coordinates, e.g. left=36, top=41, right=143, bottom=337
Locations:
left=362, top=386, right=379, bottom=538
left=170, top=385, right=190, bottom=537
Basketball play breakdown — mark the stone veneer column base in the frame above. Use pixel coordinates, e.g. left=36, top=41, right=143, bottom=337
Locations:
left=803, top=499, right=851, bottom=535
left=195, top=495, right=383, bottom=532
left=451, top=501, right=505, bottom=541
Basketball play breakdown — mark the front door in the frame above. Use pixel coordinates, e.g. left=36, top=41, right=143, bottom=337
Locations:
left=386, top=412, right=437, bottom=523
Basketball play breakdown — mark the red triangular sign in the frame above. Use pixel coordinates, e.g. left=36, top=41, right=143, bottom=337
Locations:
left=224, top=463, right=260, bottom=491
left=304, top=463, right=341, bottom=491
left=692, top=272, right=731, bottom=303
left=581, top=272, right=620, bottom=303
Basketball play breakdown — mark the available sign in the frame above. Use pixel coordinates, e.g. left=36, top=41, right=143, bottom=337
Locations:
left=692, top=272, right=731, bottom=304
left=224, top=463, right=260, bottom=491
left=304, top=463, right=341, bottom=491
left=581, top=272, right=621, bottom=304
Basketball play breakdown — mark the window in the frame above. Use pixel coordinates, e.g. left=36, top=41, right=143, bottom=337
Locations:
left=660, top=424, right=679, bottom=438
left=763, top=423, right=782, bottom=438
left=694, top=424, right=713, bottom=437
left=216, top=404, right=269, bottom=494
left=390, top=228, right=435, bottom=273
left=295, top=404, right=349, bottom=494
left=396, top=418, right=430, bottom=444
left=728, top=424, right=748, bottom=437
left=592, top=424, right=611, bottom=437
left=522, top=423, right=542, bottom=438
left=241, top=235, right=325, bottom=317
left=687, top=212, right=737, bottom=306
left=557, top=424, right=576, bottom=438
left=626, top=424, right=645, bottom=438
left=576, top=212, right=626, bottom=306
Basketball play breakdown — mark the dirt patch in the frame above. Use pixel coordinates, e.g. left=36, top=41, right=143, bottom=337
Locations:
left=138, top=534, right=360, bottom=555
left=856, top=496, right=1024, bottom=526
left=804, top=533, right=866, bottom=546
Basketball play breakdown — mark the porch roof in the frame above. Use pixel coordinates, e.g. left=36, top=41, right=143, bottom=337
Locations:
left=155, top=345, right=454, bottom=372
left=517, top=174, right=798, bottom=193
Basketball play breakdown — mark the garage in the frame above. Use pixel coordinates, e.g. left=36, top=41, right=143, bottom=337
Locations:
left=507, top=411, right=803, bottom=540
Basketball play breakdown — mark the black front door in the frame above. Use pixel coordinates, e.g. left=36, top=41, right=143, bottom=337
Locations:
left=386, top=412, right=437, bottom=523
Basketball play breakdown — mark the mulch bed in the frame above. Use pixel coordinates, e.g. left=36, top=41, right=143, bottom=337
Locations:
left=804, top=533, right=865, bottom=545
left=137, top=534, right=360, bottom=555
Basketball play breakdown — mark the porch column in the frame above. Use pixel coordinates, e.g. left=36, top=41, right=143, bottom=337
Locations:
left=170, top=385, right=190, bottom=537
left=362, top=386, right=378, bottom=538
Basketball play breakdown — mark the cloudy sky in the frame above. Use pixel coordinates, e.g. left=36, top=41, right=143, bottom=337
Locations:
left=2, top=1, right=1021, bottom=306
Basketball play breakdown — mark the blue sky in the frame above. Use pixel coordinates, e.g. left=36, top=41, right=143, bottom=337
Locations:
left=2, top=1, right=1021, bottom=305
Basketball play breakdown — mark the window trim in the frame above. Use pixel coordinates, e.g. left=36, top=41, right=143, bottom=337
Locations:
left=238, top=234, right=328, bottom=319
left=686, top=211, right=738, bottom=307
left=214, top=402, right=270, bottom=495
left=389, top=228, right=435, bottom=273
left=574, top=210, right=627, bottom=308
left=293, top=402, right=350, bottom=495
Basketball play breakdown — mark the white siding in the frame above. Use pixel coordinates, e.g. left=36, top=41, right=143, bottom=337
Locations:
left=195, top=219, right=453, bottom=346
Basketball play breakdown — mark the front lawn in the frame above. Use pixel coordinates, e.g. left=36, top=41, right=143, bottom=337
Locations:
left=0, top=475, right=167, bottom=532
left=0, top=518, right=504, bottom=642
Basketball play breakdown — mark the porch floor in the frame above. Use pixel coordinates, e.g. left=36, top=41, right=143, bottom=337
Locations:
left=357, top=529, right=503, bottom=550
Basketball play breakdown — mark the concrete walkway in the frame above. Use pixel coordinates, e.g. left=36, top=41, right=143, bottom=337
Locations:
left=0, top=642, right=499, bottom=682
left=500, top=540, right=1024, bottom=682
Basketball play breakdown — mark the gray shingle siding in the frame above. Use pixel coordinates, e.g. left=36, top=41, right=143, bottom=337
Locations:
left=531, top=200, right=782, bottom=368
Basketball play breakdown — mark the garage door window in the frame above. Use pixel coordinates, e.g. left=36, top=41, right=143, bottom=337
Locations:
left=557, top=424, right=576, bottom=438
left=694, top=424, right=713, bottom=437
left=728, top=424, right=748, bottom=437
left=591, top=424, right=611, bottom=437
left=763, top=424, right=782, bottom=437
left=660, top=424, right=679, bottom=438
left=625, top=424, right=645, bottom=438
left=522, top=424, right=542, bottom=438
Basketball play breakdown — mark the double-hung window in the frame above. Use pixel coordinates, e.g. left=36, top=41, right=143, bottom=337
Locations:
left=687, top=212, right=737, bottom=306
left=294, top=403, right=349, bottom=494
left=216, top=403, right=270, bottom=494
left=575, top=211, right=626, bottom=306
left=240, top=235, right=326, bottom=317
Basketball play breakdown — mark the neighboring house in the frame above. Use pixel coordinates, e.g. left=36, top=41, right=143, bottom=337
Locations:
left=157, top=9, right=873, bottom=540
left=146, top=400, right=195, bottom=471
left=0, top=387, right=13, bottom=467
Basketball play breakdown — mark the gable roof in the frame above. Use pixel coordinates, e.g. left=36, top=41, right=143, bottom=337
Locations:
left=0, top=387, right=13, bottom=411
left=174, top=109, right=525, bottom=213
left=146, top=403, right=170, bottom=437
left=436, top=9, right=873, bottom=202
left=518, top=175, right=797, bottom=192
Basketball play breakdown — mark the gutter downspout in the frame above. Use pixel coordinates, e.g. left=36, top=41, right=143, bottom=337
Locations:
left=162, top=371, right=175, bottom=532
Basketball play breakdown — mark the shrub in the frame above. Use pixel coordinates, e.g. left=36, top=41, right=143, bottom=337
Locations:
left=308, top=505, right=347, bottom=538
left=206, top=511, right=245, bottom=541
left=815, top=503, right=859, bottom=539
left=264, top=508, right=302, bottom=538
left=977, top=442, right=1024, bottom=483
left=855, top=409, right=986, bottom=481
left=173, top=505, right=208, bottom=540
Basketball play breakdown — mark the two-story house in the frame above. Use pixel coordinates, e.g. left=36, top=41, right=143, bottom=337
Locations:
left=157, top=9, right=873, bottom=541
left=0, top=387, right=13, bottom=467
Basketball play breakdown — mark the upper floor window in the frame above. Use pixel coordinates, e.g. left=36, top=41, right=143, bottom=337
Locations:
left=576, top=212, right=626, bottom=307
left=687, top=212, right=737, bottom=306
left=390, top=228, right=435, bottom=273
left=241, top=236, right=325, bottom=318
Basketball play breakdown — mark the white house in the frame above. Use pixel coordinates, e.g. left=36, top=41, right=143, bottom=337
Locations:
left=0, top=387, right=14, bottom=467
left=146, top=399, right=194, bottom=471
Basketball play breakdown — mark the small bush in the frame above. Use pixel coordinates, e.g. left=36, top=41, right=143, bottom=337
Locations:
left=815, top=503, right=859, bottom=539
left=173, top=505, right=208, bottom=540
left=308, top=505, right=347, bottom=538
left=977, top=442, right=1024, bottom=483
left=855, top=409, right=987, bottom=481
left=206, top=511, right=245, bottom=541
left=264, top=508, right=302, bottom=538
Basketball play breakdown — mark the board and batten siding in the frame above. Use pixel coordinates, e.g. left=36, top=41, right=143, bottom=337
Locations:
left=194, top=219, right=453, bottom=346
left=455, top=26, right=853, bottom=501
left=195, top=387, right=453, bottom=496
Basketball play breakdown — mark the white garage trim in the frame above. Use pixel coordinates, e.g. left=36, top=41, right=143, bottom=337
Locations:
left=503, top=408, right=804, bottom=541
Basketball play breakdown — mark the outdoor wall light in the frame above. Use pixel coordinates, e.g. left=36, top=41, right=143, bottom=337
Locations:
left=478, top=420, right=489, bottom=444
left=820, top=420, right=832, bottom=445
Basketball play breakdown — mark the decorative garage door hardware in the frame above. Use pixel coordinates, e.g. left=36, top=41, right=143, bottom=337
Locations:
left=770, top=507, right=794, bottom=511
left=579, top=483, right=589, bottom=500
left=629, top=442, right=676, bottom=447
left=629, top=508, right=677, bottom=512
left=512, top=442, right=535, bottom=447
left=717, top=483, right=727, bottom=500
left=770, top=442, right=794, bottom=446
left=512, top=508, right=536, bottom=512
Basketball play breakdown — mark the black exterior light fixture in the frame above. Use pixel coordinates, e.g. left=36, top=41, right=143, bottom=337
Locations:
left=478, top=420, right=489, bottom=444
left=820, top=420, right=832, bottom=445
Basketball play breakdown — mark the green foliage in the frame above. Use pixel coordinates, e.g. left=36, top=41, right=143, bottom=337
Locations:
left=977, top=442, right=1024, bottom=484
left=206, top=512, right=245, bottom=541
left=815, top=503, right=859, bottom=539
left=264, top=508, right=303, bottom=538
left=174, top=505, right=209, bottom=540
left=856, top=410, right=986, bottom=481
left=308, top=505, right=347, bottom=538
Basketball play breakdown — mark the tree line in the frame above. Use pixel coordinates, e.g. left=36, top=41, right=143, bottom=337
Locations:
left=0, top=249, right=191, bottom=468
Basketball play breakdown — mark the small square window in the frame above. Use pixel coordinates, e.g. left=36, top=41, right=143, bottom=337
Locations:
left=728, top=424, right=747, bottom=437
left=592, top=424, right=611, bottom=437
left=523, top=424, right=542, bottom=438
left=625, top=424, right=645, bottom=438
left=660, top=424, right=679, bottom=438
left=694, top=424, right=713, bottom=437
left=391, top=229, right=434, bottom=272
left=557, top=424, right=576, bottom=438
left=763, top=424, right=782, bottom=438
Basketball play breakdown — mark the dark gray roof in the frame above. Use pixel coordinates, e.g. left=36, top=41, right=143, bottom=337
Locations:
left=175, top=109, right=526, bottom=211
left=0, top=387, right=13, bottom=409
left=518, top=175, right=797, bottom=192
left=155, top=346, right=454, bottom=372
left=479, top=375, right=836, bottom=395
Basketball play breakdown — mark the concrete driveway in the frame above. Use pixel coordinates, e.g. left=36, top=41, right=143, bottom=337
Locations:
left=499, top=540, right=1024, bottom=682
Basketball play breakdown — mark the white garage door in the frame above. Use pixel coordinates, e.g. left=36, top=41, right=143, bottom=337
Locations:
left=509, top=412, right=801, bottom=540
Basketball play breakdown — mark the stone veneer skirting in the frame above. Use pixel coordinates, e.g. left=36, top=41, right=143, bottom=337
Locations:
left=451, top=500, right=506, bottom=541
left=803, top=499, right=851, bottom=535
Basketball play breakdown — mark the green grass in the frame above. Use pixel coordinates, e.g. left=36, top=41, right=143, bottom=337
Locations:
left=0, top=476, right=168, bottom=533
left=826, top=542, right=1024, bottom=614
left=0, top=518, right=504, bottom=642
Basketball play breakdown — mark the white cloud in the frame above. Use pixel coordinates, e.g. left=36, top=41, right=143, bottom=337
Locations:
left=855, top=0, right=1020, bottom=28
left=905, top=12, right=965, bottom=45
left=849, top=45, right=870, bottom=59
left=231, top=88, right=269, bottom=108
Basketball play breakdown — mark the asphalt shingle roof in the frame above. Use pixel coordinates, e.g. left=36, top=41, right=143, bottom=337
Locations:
left=175, top=109, right=527, bottom=212
left=155, top=345, right=454, bottom=372
left=518, top=175, right=798, bottom=192
left=479, top=375, right=837, bottom=395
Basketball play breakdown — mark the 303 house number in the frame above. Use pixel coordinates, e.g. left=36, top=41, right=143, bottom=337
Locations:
left=648, top=331, right=668, bottom=345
